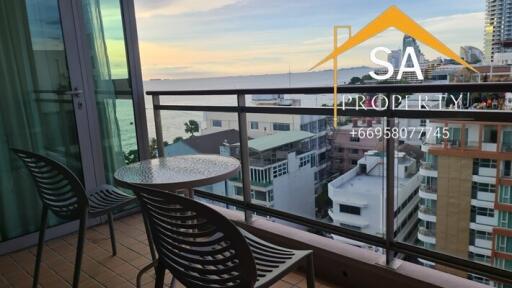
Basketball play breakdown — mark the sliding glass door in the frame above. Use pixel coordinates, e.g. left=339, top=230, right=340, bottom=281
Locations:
left=0, top=0, right=101, bottom=242
left=0, top=0, right=143, bottom=244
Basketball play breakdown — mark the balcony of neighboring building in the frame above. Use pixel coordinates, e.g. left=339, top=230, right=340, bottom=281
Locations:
left=418, top=227, right=437, bottom=245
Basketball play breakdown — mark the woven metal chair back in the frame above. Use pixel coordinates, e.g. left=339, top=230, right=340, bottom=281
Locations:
left=12, top=148, right=88, bottom=220
left=132, top=185, right=258, bottom=288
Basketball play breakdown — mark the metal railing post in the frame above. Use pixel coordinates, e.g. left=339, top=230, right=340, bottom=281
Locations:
left=153, top=94, right=165, bottom=157
left=385, top=93, right=396, bottom=266
left=237, top=93, right=253, bottom=223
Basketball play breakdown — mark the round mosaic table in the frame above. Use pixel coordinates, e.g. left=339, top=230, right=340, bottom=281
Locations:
left=114, top=154, right=240, bottom=194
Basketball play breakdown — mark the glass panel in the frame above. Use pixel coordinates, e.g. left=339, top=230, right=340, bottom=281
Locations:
left=158, top=109, right=241, bottom=208
left=82, top=0, right=139, bottom=181
left=0, top=0, right=83, bottom=241
left=396, top=118, right=512, bottom=286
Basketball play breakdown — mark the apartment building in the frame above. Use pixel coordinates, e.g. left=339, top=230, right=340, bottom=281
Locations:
left=419, top=120, right=512, bottom=286
left=484, top=0, right=512, bottom=62
left=164, top=129, right=317, bottom=219
left=203, top=94, right=330, bottom=187
left=328, top=118, right=384, bottom=175
left=328, top=151, right=421, bottom=249
left=227, top=131, right=317, bottom=219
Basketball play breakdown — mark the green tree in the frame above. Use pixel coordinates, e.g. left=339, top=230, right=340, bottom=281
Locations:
left=173, top=136, right=184, bottom=143
left=123, top=149, right=139, bottom=164
left=349, top=76, right=362, bottom=85
left=184, top=120, right=199, bottom=136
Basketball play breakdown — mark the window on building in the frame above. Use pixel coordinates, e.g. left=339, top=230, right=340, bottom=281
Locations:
left=250, top=121, right=259, bottom=130
left=351, top=149, right=359, bottom=154
left=473, top=158, right=497, bottom=170
left=235, top=186, right=243, bottom=196
left=420, top=119, right=427, bottom=127
left=472, top=206, right=495, bottom=218
left=272, top=162, right=288, bottom=178
left=504, top=160, right=512, bottom=177
left=254, top=190, right=267, bottom=202
left=212, top=120, right=222, bottom=127
left=350, top=137, right=360, bottom=142
left=309, top=121, right=318, bottom=133
left=499, top=211, right=512, bottom=229
left=299, top=154, right=312, bottom=168
left=318, top=119, right=327, bottom=132
left=469, top=252, right=491, bottom=264
left=273, top=122, right=290, bottom=131
left=472, top=182, right=496, bottom=194
left=471, top=229, right=493, bottom=242
left=268, top=190, right=274, bottom=202
left=337, top=147, right=344, bottom=153
left=351, top=160, right=358, bottom=165
left=495, top=258, right=512, bottom=271
left=483, top=125, right=498, bottom=143
left=340, top=204, right=361, bottom=215
left=318, top=135, right=327, bottom=149
left=496, top=235, right=512, bottom=253
left=500, top=186, right=511, bottom=204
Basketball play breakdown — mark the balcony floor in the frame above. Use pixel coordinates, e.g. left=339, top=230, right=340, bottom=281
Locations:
left=0, top=213, right=336, bottom=288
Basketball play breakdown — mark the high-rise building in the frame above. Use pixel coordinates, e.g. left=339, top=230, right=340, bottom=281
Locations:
left=403, top=35, right=425, bottom=66
left=460, top=46, right=485, bottom=64
left=388, top=49, right=402, bottom=69
left=484, top=0, right=512, bottom=63
left=419, top=120, right=512, bottom=286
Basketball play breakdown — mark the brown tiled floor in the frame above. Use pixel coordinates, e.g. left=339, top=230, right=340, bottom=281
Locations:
left=0, top=213, right=337, bottom=288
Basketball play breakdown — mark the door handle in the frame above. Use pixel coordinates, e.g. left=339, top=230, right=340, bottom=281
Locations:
left=64, top=89, right=83, bottom=97
left=65, top=89, right=84, bottom=109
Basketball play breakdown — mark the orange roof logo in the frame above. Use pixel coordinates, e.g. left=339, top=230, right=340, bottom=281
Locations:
left=311, top=5, right=477, bottom=72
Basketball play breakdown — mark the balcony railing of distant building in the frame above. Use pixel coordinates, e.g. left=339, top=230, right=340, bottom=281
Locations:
left=420, top=160, right=437, bottom=171
left=420, top=183, right=438, bottom=194
left=146, top=82, right=512, bottom=284
left=419, top=205, right=437, bottom=216
left=418, top=227, right=436, bottom=238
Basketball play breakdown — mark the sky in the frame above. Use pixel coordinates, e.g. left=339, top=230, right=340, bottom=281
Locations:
left=133, top=0, right=486, bottom=80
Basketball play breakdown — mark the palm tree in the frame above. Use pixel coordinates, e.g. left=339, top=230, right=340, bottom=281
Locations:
left=184, top=119, right=199, bottom=136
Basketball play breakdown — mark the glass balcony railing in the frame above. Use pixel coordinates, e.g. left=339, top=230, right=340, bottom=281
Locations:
left=420, top=184, right=437, bottom=194
left=145, top=84, right=512, bottom=287
left=419, top=205, right=437, bottom=216
left=420, top=161, right=437, bottom=171
left=418, top=227, right=436, bottom=238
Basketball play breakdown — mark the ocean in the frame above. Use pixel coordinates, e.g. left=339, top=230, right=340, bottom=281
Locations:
left=116, top=67, right=372, bottom=152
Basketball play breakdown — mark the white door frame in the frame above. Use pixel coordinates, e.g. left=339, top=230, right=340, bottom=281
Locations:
left=59, top=0, right=106, bottom=189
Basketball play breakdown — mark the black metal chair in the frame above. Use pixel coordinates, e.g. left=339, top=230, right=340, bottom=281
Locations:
left=131, top=184, right=315, bottom=288
left=12, top=148, right=137, bottom=288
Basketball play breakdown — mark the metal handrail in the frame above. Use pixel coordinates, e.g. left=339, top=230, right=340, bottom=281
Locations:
left=146, top=83, right=512, bottom=285
left=146, top=82, right=512, bottom=95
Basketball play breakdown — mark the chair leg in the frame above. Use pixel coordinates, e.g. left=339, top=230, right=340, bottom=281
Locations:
left=107, top=212, right=117, bottom=256
left=33, top=207, right=48, bottom=288
left=306, top=253, right=315, bottom=288
left=154, top=262, right=165, bottom=288
left=72, top=214, right=87, bottom=288
left=142, top=214, right=157, bottom=262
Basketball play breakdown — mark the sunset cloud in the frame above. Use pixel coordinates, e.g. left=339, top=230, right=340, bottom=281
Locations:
left=137, top=0, right=240, bottom=17
left=134, top=0, right=485, bottom=80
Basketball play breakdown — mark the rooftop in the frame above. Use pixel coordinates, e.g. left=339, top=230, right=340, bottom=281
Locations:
left=165, top=129, right=242, bottom=155
left=240, top=131, right=314, bottom=152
